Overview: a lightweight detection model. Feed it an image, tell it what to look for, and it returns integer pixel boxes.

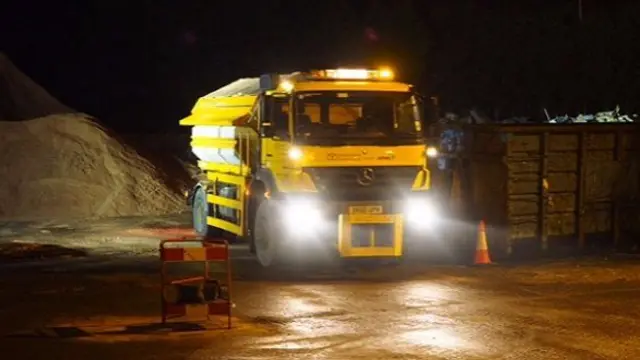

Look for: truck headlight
[426,146,438,158]
[404,198,438,228]
[288,147,303,161]
[282,199,323,233]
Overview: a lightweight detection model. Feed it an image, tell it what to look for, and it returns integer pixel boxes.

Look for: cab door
[258,94,295,192]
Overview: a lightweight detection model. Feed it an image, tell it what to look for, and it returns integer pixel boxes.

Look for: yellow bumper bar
[338,214,404,257]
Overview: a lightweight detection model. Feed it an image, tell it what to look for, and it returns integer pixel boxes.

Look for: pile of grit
[0,53,187,221]
[0,53,72,121]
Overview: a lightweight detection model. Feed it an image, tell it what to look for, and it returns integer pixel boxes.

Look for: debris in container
[439,106,636,125]
[548,106,636,124]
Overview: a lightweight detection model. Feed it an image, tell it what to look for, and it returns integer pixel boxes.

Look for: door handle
[266,154,273,157]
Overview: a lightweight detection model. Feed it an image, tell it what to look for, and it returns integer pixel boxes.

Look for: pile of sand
[0,53,73,121]
[0,53,189,221]
[0,114,187,221]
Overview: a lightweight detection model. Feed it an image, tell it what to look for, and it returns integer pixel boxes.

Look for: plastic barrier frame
[159,238,232,329]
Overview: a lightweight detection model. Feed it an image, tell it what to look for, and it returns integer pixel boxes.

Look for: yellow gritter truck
[180,67,440,267]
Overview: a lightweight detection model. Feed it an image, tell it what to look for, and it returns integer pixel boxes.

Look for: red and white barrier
[160,238,232,329]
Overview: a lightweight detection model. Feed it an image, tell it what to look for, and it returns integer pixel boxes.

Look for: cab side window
[246,100,260,131]
[274,102,289,131]
[262,96,290,139]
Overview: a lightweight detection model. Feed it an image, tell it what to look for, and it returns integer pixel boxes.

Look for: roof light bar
[308,67,395,81]
[327,69,369,79]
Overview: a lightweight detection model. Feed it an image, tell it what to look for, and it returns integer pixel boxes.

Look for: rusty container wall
[456,123,640,259]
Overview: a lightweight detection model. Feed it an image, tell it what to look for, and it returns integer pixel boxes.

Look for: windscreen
[293,91,424,145]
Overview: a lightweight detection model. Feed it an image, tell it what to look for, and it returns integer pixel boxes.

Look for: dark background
[2,0,639,132]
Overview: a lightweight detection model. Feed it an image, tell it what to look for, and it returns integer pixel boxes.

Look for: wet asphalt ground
[1,215,640,359]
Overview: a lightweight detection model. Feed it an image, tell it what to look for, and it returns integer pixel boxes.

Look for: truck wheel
[192,187,222,238]
[253,201,285,268]
[248,183,266,254]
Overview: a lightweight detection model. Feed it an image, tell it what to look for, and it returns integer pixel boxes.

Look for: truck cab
[180,68,440,268]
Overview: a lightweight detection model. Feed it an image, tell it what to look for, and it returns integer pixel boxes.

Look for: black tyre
[192,186,222,238]
[247,183,266,254]
[253,200,286,268]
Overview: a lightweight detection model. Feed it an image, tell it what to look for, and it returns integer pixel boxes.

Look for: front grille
[305,166,420,201]
[351,224,395,247]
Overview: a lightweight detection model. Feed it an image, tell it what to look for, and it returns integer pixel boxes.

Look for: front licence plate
[348,214,396,224]
[348,205,383,215]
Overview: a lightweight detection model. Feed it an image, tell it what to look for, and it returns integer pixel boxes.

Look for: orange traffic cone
[474,220,492,265]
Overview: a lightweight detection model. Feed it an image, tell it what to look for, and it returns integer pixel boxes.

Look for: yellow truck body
[180,68,439,267]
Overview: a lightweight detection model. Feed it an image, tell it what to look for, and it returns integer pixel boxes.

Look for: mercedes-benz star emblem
[356,168,375,186]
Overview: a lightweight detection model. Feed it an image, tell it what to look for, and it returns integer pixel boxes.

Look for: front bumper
[277,198,440,258]
[337,213,404,257]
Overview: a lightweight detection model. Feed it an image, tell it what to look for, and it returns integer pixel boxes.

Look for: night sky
[3,0,639,132]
